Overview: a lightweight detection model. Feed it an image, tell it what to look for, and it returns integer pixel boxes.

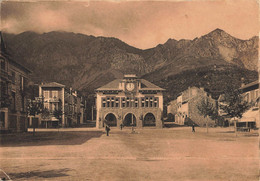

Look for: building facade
[168,87,215,126]
[240,80,259,105]
[64,89,84,126]
[95,75,164,128]
[238,80,259,128]
[29,82,85,128]
[0,32,31,132]
[38,82,65,127]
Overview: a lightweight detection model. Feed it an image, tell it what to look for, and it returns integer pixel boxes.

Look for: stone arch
[104,113,117,127]
[123,113,137,127]
[143,112,156,126]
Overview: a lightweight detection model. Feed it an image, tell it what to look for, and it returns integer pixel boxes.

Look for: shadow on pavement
[0,131,104,147]
[9,168,71,179]
[217,131,235,134]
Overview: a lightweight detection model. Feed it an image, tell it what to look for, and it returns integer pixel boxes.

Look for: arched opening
[123,113,136,127]
[104,113,117,127]
[143,113,156,126]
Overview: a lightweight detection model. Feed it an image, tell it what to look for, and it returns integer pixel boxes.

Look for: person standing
[192,124,195,132]
[105,125,110,136]
[120,123,123,130]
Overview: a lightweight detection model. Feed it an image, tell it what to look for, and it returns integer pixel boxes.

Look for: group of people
[105,122,195,136]
[105,123,136,136]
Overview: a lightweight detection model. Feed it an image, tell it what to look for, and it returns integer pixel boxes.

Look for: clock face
[126,83,135,91]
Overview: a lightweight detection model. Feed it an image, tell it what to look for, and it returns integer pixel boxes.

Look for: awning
[238,108,259,123]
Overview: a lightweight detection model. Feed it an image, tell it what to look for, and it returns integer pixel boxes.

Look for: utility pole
[206,115,209,133]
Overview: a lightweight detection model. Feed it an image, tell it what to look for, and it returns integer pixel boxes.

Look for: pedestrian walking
[131,124,135,133]
[105,125,110,136]
[192,124,195,132]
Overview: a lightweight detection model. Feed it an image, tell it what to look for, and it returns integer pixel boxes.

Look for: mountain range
[3,28,258,102]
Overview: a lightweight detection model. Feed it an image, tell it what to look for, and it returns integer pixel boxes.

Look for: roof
[139,79,164,91]
[96,78,164,91]
[40,82,65,88]
[0,31,32,74]
[240,80,259,90]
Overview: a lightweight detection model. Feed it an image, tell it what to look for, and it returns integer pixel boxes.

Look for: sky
[1,0,259,49]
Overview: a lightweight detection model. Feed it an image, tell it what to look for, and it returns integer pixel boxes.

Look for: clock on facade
[126,83,135,91]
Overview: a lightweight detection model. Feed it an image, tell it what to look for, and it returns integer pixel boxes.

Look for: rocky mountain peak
[2,29,258,96]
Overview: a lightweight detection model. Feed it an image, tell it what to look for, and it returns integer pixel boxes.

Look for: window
[43,91,49,99]
[21,96,25,112]
[250,91,254,101]
[145,97,149,107]
[102,98,106,107]
[154,97,158,107]
[122,98,126,108]
[126,97,130,107]
[141,98,145,107]
[111,97,115,107]
[11,92,16,111]
[135,98,138,108]
[52,90,58,98]
[244,93,249,102]
[131,97,134,107]
[1,59,5,70]
[11,72,15,83]
[107,97,110,107]
[115,98,119,107]
[150,97,153,107]
[1,82,8,96]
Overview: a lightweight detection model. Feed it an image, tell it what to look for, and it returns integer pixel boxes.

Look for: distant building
[238,80,259,128]
[95,74,164,128]
[64,88,84,126]
[38,82,65,127]
[168,87,215,126]
[0,31,31,132]
[239,80,259,105]
[29,82,85,128]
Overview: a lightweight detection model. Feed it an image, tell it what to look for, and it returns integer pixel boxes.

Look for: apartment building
[168,87,215,126]
[0,32,31,132]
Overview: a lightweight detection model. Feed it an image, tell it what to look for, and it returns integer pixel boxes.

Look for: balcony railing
[47,97,59,102]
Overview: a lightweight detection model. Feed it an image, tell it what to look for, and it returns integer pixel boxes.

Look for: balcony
[47,97,60,102]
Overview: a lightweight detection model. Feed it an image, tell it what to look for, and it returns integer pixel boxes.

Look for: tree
[41,108,51,128]
[219,86,250,119]
[27,98,43,136]
[53,108,63,126]
[197,97,217,133]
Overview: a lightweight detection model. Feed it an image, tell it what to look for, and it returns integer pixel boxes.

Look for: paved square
[0,127,259,180]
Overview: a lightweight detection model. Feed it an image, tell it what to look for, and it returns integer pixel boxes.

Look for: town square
[0,127,259,180]
[0,0,259,180]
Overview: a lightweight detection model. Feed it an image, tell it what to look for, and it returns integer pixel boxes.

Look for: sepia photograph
[0,0,259,180]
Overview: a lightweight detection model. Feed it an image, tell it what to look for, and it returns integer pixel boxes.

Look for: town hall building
[95,74,164,128]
